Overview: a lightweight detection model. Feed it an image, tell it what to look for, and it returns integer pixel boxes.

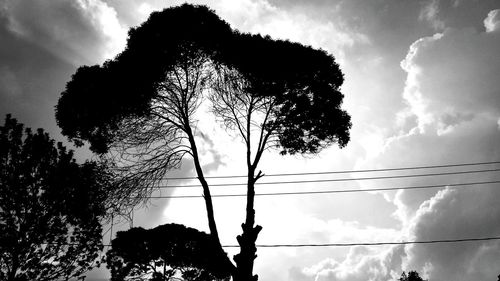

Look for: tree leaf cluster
[398,271,426,281]
[224,33,349,154]
[0,114,110,281]
[56,3,351,156]
[106,223,232,281]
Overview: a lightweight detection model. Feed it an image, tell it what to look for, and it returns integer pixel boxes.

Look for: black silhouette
[0,114,111,281]
[106,223,232,281]
[56,4,350,281]
[211,31,349,281]
[399,271,426,281]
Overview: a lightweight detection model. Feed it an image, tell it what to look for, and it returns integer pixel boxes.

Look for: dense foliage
[0,114,110,281]
[399,271,426,281]
[56,4,350,156]
[106,223,232,281]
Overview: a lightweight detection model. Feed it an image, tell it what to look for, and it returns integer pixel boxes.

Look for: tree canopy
[0,114,112,281]
[56,4,351,281]
[56,3,350,156]
[398,271,426,281]
[106,223,232,281]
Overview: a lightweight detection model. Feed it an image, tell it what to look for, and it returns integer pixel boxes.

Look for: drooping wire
[135,180,500,199]
[154,167,500,189]
[161,161,500,180]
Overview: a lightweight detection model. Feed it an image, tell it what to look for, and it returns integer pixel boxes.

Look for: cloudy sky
[1,0,500,280]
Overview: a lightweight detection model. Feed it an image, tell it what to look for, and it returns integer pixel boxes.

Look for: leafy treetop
[399,271,426,281]
[0,114,111,281]
[56,3,350,155]
[106,223,232,281]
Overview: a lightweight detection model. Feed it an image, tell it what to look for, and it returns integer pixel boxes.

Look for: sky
[1,0,500,280]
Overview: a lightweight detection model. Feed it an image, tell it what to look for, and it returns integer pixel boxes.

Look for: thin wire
[93,236,500,248]
[222,236,500,248]
[137,180,500,199]
[155,168,500,189]
[102,225,113,236]
[162,161,500,180]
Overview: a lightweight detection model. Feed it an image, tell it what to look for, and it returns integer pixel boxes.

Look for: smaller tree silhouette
[106,223,232,281]
[399,271,426,281]
[0,114,112,281]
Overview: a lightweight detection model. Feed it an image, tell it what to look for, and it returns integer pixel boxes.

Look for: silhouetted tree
[211,32,349,281]
[106,223,232,281]
[399,271,426,281]
[56,4,350,281]
[0,114,112,281]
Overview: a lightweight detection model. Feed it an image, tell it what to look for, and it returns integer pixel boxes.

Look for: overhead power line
[155,167,500,189]
[137,180,500,199]
[222,236,500,248]
[78,235,500,248]
[163,161,500,180]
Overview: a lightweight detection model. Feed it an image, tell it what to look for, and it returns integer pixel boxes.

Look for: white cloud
[75,0,127,61]
[399,16,500,135]
[301,245,404,281]
[400,33,443,133]
[484,9,500,33]
[155,0,370,63]
[2,0,127,65]
[403,185,500,280]
[419,0,445,30]
[137,2,154,18]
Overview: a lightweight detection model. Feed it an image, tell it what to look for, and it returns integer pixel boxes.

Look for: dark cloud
[0,11,75,138]
[0,0,127,161]
[2,0,126,65]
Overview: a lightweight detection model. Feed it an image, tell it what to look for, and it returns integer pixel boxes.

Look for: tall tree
[0,114,112,281]
[211,33,349,281]
[55,4,351,281]
[106,223,232,281]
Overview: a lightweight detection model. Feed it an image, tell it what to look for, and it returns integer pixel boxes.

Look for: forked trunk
[233,172,262,281]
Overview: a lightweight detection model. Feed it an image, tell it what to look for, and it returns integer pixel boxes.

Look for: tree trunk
[184,126,236,275]
[233,170,262,281]
[186,130,222,248]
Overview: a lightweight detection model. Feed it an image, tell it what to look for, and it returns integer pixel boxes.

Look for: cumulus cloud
[296,245,404,281]
[372,7,500,235]
[214,0,369,62]
[300,8,500,281]
[135,0,369,64]
[484,9,500,33]
[403,185,500,280]
[400,24,500,134]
